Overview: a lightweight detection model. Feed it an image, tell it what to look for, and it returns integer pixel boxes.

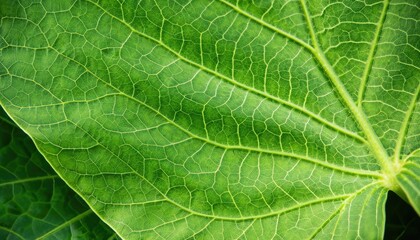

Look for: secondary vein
[357,0,390,107]
[393,84,420,163]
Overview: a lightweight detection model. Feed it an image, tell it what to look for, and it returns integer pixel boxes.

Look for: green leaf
[0,108,118,239]
[0,0,418,239]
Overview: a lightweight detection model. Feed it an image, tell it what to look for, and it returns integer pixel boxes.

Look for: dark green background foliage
[0,0,419,239]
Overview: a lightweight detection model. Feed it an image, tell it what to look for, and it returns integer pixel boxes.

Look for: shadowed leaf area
[0,0,419,239]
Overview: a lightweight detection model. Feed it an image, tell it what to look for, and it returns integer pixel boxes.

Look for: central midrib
[298,0,397,189]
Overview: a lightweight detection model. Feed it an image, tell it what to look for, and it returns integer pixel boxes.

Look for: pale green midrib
[35,209,93,240]
[0,225,25,240]
[38,45,381,178]
[84,0,367,145]
[0,175,59,187]
[218,0,315,52]
[393,84,420,163]
[307,182,383,239]
[299,0,396,186]
[357,0,390,107]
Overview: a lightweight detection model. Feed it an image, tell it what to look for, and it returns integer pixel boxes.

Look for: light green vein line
[218,0,315,52]
[299,0,395,185]
[0,226,25,240]
[357,0,390,107]
[403,149,420,163]
[0,175,59,187]
[35,210,93,240]
[84,0,367,144]
[394,84,420,163]
[399,167,420,183]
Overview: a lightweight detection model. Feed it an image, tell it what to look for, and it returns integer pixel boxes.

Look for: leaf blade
[0,0,419,239]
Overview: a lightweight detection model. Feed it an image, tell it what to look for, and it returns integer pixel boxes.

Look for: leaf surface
[0,0,418,239]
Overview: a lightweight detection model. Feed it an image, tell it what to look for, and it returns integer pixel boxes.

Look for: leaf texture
[0,0,418,239]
